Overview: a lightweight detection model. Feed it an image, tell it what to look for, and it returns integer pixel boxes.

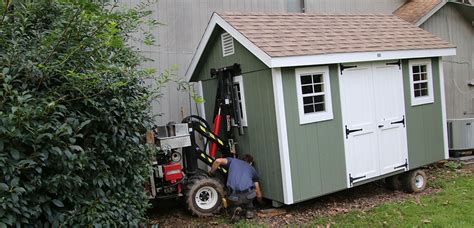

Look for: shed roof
[220,12,454,58]
[186,12,456,81]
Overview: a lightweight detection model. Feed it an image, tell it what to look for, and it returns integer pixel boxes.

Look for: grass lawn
[311,168,473,227]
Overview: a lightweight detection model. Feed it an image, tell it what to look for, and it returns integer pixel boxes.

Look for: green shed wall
[281,65,347,203]
[402,57,446,169]
[192,28,284,202]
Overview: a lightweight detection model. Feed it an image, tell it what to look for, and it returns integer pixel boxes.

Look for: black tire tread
[401,169,427,193]
[385,175,402,191]
[184,176,224,217]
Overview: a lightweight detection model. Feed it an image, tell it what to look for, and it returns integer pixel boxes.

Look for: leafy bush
[0,0,160,225]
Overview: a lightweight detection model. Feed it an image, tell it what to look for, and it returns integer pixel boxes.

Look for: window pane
[314,95,324,103]
[420,82,428,89]
[239,103,244,118]
[301,75,312,85]
[302,85,313,94]
[303,96,313,105]
[314,103,325,112]
[413,73,420,81]
[414,83,420,90]
[312,74,322,83]
[413,65,420,74]
[420,89,428,96]
[415,90,421,97]
[420,73,427,81]
[420,65,427,73]
[313,84,323,93]
[304,105,314,114]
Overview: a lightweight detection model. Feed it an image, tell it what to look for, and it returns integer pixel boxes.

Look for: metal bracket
[386,59,401,69]
[345,125,363,139]
[390,115,405,127]
[349,174,366,185]
[394,159,408,170]
[340,64,357,75]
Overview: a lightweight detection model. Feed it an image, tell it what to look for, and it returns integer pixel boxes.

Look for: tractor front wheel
[184,176,224,217]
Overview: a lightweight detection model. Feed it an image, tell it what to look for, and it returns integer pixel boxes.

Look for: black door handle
[390,115,405,127]
[378,125,384,128]
[345,125,363,138]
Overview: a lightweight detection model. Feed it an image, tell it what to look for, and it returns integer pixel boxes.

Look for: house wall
[280,65,347,203]
[421,4,474,119]
[402,58,446,168]
[118,0,406,125]
[191,28,284,202]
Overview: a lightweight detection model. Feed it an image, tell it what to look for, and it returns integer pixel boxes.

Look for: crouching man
[210,154,262,222]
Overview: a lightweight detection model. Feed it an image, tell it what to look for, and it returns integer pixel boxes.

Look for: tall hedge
[0,0,159,225]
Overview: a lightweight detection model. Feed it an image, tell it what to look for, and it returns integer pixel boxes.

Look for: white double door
[340,61,408,185]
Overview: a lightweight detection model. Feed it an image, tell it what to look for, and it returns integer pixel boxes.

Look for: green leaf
[52,199,64,208]
[2,68,9,75]
[0,183,8,191]
[10,149,20,160]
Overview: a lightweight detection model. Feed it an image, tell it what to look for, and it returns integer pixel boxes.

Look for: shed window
[409,59,434,106]
[295,66,333,124]
[232,76,247,126]
[221,32,234,57]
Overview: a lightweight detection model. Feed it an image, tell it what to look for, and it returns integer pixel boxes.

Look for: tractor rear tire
[184,176,224,217]
[401,169,427,193]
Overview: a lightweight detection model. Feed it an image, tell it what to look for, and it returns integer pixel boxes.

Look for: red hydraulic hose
[210,108,222,158]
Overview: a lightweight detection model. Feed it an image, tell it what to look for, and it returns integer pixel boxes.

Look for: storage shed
[185,13,456,205]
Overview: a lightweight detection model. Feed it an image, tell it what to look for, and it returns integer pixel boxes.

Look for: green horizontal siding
[193,27,284,202]
[403,58,445,169]
[282,65,347,203]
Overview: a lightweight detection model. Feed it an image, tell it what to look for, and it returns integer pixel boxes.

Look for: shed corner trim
[272,67,294,204]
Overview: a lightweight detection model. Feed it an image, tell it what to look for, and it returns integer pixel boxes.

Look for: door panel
[340,63,379,183]
[372,62,408,174]
[340,61,408,186]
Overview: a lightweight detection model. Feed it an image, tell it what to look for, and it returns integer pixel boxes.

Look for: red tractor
[146,64,243,216]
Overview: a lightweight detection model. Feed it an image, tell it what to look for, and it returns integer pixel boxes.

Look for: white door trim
[272,68,294,204]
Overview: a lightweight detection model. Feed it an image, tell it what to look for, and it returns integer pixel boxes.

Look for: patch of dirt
[147,164,472,227]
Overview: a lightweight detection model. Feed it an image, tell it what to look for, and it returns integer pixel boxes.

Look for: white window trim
[232,75,248,127]
[295,66,333,124]
[221,32,234,57]
[409,59,435,106]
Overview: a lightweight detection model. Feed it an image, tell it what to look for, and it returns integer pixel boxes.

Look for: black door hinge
[349,174,366,185]
[345,125,363,139]
[340,64,357,75]
[394,159,408,170]
[386,59,401,69]
[390,115,405,127]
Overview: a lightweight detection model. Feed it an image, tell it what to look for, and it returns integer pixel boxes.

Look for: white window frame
[221,32,234,57]
[409,59,434,106]
[232,76,248,127]
[295,66,333,125]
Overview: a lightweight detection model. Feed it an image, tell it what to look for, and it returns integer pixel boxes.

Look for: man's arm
[255,182,262,200]
[210,158,228,174]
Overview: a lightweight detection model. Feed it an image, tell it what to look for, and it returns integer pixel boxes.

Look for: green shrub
[0,0,159,225]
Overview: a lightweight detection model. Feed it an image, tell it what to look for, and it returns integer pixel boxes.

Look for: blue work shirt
[226,157,259,191]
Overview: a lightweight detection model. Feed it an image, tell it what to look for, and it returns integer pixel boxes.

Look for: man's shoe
[245,210,256,219]
[231,207,242,223]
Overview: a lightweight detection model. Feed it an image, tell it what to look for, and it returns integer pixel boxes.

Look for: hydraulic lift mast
[209,63,244,158]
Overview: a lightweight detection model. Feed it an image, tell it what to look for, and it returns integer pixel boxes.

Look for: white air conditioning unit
[448,118,474,151]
